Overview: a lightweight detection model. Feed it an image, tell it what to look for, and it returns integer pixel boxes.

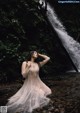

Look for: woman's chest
[29,63,39,72]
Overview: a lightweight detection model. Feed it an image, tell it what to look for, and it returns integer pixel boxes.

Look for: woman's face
[32,51,38,59]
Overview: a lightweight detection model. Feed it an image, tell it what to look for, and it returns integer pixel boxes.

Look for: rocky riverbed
[0,73,80,113]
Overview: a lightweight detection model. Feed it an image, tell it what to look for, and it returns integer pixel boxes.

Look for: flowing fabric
[6,62,52,113]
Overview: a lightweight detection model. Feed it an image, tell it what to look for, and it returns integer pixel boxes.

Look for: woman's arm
[21,61,31,78]
[38,53,50,67]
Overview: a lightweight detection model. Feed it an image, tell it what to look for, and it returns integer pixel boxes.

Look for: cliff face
[0,0,80,82]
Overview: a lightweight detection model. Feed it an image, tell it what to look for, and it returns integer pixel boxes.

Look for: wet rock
[48,106,55,111]
[54,108,60,113]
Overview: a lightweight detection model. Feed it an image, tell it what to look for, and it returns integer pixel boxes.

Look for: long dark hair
[25,51,40,67]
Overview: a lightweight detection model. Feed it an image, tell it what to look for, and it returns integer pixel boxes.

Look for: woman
[6,51,52,113]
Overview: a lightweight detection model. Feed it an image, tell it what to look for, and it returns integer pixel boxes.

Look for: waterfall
[39,0,80,71]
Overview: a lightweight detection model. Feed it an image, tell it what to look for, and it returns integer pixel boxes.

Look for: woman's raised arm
[38,53,50,67]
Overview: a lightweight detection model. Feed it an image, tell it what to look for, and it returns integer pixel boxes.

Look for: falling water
[39,0,80,71]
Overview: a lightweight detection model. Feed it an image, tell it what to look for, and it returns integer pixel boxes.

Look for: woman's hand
[38,53,50,59]
[38,53,41,56]
[26,62,31,68]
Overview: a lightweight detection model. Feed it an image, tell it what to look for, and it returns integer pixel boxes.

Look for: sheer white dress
[6,62,52,113]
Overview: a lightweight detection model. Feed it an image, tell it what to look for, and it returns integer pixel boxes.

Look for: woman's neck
[31,57,35,62]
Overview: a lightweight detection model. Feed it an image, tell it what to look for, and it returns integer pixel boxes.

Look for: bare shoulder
[22,61,30,65]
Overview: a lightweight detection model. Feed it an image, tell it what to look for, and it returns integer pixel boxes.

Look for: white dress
[6,62,52,113]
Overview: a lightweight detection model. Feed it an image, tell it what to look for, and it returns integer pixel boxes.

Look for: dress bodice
[27,62,40,78]
[29,62,39,72]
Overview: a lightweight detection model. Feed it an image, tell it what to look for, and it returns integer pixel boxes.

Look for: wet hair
[27,51,38,60]
[30,51,38,57]
[25,51,40,67]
